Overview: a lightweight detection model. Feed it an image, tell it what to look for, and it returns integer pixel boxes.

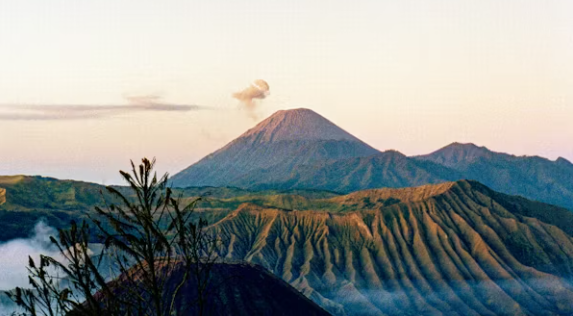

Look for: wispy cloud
[0,95,206,121]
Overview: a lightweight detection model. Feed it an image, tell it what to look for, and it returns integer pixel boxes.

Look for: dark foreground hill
[82,261,331,316]
[209,180,573,316]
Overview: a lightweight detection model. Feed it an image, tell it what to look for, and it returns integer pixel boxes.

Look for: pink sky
[0,0,572,183]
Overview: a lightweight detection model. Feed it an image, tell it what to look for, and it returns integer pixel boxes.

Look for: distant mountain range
[172,108,573,210]
[415,142,573,210]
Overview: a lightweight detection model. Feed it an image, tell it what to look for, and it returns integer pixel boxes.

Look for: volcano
[171,108,573,210]
[171,108,379,187]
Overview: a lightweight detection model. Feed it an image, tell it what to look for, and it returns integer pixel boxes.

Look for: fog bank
[0,221,59,291]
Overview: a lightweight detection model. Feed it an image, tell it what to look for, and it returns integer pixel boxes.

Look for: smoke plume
[233,79,270,118]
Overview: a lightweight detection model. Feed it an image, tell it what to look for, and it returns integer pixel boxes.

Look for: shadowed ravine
[209,181,573,316]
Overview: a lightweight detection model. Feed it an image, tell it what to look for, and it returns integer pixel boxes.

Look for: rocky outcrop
[0,188,6,205]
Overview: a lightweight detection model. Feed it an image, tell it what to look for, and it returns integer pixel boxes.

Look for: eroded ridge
[0,188,6,205]
[210,181,573,316]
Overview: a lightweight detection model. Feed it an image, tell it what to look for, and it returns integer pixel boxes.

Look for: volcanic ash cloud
[233,79,270,117]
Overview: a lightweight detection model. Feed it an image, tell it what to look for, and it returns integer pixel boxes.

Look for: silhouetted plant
[7,158,221,316]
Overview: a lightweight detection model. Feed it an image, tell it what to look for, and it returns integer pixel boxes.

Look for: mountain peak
[416,142,494,168]
[237,108,365,143]
[171,108,379,188]
[557,157,573,167]
[435,142,493,157]
[443,142,488,151]
[274,107,316,115]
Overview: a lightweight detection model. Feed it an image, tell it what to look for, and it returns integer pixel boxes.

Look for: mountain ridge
[414,142,497,167]
[171,109,573,210]
[415,142,573,209]
[231,151,462,192]
[209,180,573,315]
[415,142,571,167]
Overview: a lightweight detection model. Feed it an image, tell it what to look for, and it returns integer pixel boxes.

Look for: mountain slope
[235,108,367,143]
[85,261,331,316]
[415,142,497,168]
[209,180,573,315]
[170,108,380,187]
[0,175,104,210]
[172,109,573,210]
[232,151,463,192]
[0,176,105,241]
[0,175,342,242]
[416,143,573,210]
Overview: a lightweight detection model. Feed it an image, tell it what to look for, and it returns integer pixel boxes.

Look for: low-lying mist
[0,221,60,315]
[0,221,61,314]
[2,221,573,315]
[0,221,59,291]
[313,277,573,315]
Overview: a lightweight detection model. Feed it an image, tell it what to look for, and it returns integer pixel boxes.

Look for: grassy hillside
[0,176,339,242]
[0,176,101,241]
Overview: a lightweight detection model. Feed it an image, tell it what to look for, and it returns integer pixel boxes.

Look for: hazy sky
[0,0,572,184]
